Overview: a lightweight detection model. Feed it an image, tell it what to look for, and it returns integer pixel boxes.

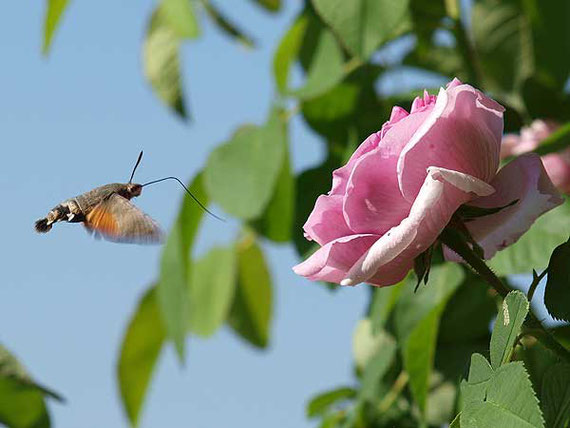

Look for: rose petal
[398,84,505,202]
[302,194,354,245]
[343,148,411,235]
[292,234,380,283]
[342,168,495,286]
[454,153,563,259]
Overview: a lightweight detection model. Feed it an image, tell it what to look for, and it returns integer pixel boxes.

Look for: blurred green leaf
[117,287,165,427]
[439,272,495,343]
[461,362,544,428]
[541,363,570,428]
[249,0,281,12]
[545,238,570,322]
[188,247,237,337]
[227,234,272,348]
[394,264,463,415]
[160,0,200,39]
[204,112,284,220]
[274,13,309,94]
[359,331,397,402]
[522,77,570,122]
[291,24,346,100]
[523,0,570,88]
[0,346,60,428]
[143,7,187,119]
[368,284,403,335]
[352,320,392,372]
[490,200,570,275]
[450,413,461,428]
[311,0,410,60]
[251,115,294,242]
[306,387,356,418]
[202,0,255,47]
[490,291,529,369]
[158,173,208,361]
[472,0,533,95]
[42,0,70,55]
[521,340,559,399]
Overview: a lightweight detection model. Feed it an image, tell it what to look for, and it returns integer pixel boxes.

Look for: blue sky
[0,1,373,427]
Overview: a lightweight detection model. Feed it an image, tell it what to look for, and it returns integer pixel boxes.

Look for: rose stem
[440,228,570,364]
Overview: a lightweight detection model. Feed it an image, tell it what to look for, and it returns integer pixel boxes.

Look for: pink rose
[293,79,563,287]
[502,120,570,194]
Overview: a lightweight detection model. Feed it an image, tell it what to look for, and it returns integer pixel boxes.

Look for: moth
[35,151,220,244]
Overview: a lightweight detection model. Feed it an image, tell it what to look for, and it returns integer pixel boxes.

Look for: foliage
[12,0,570,427]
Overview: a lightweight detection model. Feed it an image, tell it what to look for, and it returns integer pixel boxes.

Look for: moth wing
[85,194,163,244]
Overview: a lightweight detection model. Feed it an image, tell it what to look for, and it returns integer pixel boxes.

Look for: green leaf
[461,353,494,408]
[439,272,496,344]
[311,0,410,60]
[352,320,393,372]
[143,7,187,119]
[490,200,570,275]
[472,0,533,94]
[249,0,281,12]
[290,22,346,100]
[359,331,397,402]
[160,0,200,39]
[395,264,464,415]
[0,345,60,428]
[461,362,544,428]
[227,234,272,348]
[188,247,237,337]
[450,413,461,428]
[273,13,309,94]
[204,113,285,220]
[545,238,570,321]
[306,387,357,418]
[368,284,403,335]
[202,1,255,48]
[541,363,570,428]
[42,0,70,55]
[117,287,165,427]
[158,173,208,361]
[490,291,529,369]
[251,116,294,242]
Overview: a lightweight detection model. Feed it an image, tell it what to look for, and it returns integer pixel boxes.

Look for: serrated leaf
[545,238,570,321]
[306,387,356,418]
[227,234,272,348]
[541,363,570,428]
[273,13,308,94]
[160,0,200,39]
[158,173,208,361]
[117,286,165,427]
[490,200,570,275]
[188,247,237,337]
[204,112,284,220]
[461,362,544,428]
[311,0,410,60]
[395,264,464,415]
[490,291,529,369]
[202,1,255,47]
[460,353,494,408]
[42,0,70,55]
[143,7,187,119]
[0,345,60,428]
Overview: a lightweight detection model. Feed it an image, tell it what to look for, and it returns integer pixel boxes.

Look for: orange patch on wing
[86,204,120,237]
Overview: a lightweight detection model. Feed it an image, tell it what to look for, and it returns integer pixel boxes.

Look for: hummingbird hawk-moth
[35,151,220,244]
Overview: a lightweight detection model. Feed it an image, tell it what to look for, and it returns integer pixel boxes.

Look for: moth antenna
[142,176,225,222]
[129,151,144,184]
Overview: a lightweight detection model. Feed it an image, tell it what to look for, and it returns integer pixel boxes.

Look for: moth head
[126,183,143,197]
